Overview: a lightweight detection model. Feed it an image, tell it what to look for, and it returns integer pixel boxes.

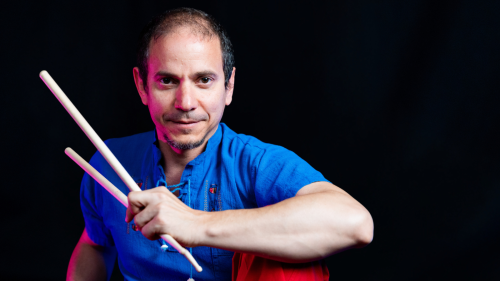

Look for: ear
[133,67,148,105]
[225,67,236,106]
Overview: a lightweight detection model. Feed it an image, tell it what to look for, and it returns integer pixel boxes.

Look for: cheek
[146,96,168,121]
[204,97,227,118]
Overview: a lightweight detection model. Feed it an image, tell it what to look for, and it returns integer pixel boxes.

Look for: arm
[126,181,373,263]
[67,228,117,281]
[203,181,373,262]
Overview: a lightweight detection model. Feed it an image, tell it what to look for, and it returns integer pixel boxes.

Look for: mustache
[162,111,208,123]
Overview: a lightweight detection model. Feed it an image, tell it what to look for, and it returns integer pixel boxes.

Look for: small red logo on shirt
[137,182,143,188]
[209,187,217,194]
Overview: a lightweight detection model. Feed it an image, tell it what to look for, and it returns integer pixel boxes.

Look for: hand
[125,186,207,247]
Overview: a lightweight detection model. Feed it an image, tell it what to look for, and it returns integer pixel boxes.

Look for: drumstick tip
[39,70,48,77]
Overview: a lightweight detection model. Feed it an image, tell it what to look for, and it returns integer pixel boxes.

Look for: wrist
[193,210,216,247]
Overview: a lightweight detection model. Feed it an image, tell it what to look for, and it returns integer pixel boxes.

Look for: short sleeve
[80,154,115,247]
[253,146,329,207]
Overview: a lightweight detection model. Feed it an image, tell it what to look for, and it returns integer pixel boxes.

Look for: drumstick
[65,147,203,273]
[65,147,128,207]
[39,70,141,193]
[40,70,202,272]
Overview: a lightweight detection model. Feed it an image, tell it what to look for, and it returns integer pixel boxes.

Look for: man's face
[133,28,235,152]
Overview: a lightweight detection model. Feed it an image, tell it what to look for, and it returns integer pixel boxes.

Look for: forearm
[67,228,117,281]
[199,187,373,262]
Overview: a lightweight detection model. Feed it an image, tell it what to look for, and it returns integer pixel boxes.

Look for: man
[67,7,373,281]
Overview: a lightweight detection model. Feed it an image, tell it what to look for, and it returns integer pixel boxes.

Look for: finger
[125,191,148,222]
[126,187,174,222]
[140,215,164,241]
[125,204,136,223]
[129,186,173,204]
[133,199,165,230]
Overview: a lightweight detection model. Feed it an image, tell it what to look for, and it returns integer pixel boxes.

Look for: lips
[168,120,201,131]
[171,120,200,124]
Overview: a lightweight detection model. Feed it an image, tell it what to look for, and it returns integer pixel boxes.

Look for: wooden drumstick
[39,70,141,193]
[40,70,202,272]
[65,147,128,207]
[65,147,202,273]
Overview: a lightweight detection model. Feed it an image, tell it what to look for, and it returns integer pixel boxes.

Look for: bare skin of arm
[67,228,117,281]
[126,181,374,263]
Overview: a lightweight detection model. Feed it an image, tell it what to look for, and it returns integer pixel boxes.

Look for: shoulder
[218,125,328,205]
[220,123,287,154]
[219,123,297,168]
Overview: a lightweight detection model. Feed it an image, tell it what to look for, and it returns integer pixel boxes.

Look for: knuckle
[134,219,143,228]
[157,202,170,212]
[128,191,139,201]
[134,214,145,227]
[157,192,169,200]
[157,214,169,226]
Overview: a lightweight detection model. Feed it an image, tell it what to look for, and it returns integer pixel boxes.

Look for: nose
[174,81,198,111]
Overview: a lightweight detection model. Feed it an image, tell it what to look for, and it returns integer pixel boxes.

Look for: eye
[200,77,211,84]
[160,77,173,84]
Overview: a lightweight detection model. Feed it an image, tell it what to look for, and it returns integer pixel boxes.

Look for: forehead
[147,28,223,74]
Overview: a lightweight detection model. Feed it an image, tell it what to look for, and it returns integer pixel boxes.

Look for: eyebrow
[153,70,218,80]
[193,71,218,79]
[154,71,179,79]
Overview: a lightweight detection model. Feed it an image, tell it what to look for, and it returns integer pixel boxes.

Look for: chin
[166,137,205,150]
[162,131,207,151]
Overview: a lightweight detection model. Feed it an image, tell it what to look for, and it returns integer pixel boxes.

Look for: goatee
[163,133,207,150]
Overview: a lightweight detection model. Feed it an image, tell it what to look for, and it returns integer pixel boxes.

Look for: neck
[158,139,206,172]
[157,126,218,184]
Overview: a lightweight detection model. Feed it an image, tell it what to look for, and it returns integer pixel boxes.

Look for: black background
[1,0,499,280]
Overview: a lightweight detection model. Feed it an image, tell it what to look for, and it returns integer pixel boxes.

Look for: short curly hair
[136,7,235,91]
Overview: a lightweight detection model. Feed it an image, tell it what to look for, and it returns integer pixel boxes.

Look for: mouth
[171,120,200,125]
[168,120,201,130]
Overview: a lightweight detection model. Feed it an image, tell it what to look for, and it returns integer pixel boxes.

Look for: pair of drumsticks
[39,71,203,273]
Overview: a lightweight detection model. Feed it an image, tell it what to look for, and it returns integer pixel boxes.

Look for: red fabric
[232,253,329,281]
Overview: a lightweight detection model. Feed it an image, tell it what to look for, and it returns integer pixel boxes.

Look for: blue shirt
[81,123,329,281]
